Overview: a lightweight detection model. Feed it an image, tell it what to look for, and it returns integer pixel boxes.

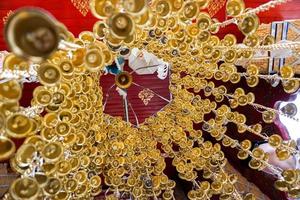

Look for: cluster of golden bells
[0,0,300,199]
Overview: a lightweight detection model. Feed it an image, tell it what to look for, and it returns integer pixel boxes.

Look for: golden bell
[274,180,289,192]
[134,10,150,27]
[210,18,220,34]
[0,79,22,102]
[84,49,105,72]
[93,21,108,40]
[237,150,249,160]
[55,191,69,200]
[76,132,86,145]
[6,113,33,138]
[3,53,29,71]
[109,12,135,40]
[123,0,147,15]
[105,32,123,49]
[5,8,59,62]
[226,0,245,17]
[10,157,26,174]
[155,0,172,17]
[55,122,71,136]
[34,172,49,187]
[90,0,117,19]
[157,17,168,30]
[63,133,77,146]
[243,34,259,47]
[24,135,45,151]
[72,48,86,67]
[0,136,16,161]
[198,31,211,43]
[182,1,199,19]
[248,159,262,169]
[41,142,63,163]
[169,0,183,11]
[115,71,133,89]
[187,24,200,38]
[246,76,259,87]
[262,35,275,45]
[38,63,61,86]
[224,49,237,63]
[197,13,211,31]
[288,188,300,199]
[91,187,102,196]
[75,184,88,197]
[41,163,57,176]
[44,177,62,196]
[79,31,96,44]
[56,22,74,42]
[223,34,237,47]
[16,143,36,167]
[282,79,299,94]
[56,160,72,176]
[64,178,78,192]
[238,14,260,36]
[244,193,256,200]
[58,109,72,122]
[75,170,88,184]
[9,177,40,200]
[33,86,52,106]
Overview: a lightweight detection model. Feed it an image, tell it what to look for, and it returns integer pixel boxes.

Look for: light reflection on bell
[0,136,16,161]
[182,1,199,20]
[5,8,59,63]
[123,0,147,15]
[155,0,172,17]
[262,34,275,45]
[226,0,245,17]
[109,12,135,40]
[238,14,260,36]
[115,71,133,89]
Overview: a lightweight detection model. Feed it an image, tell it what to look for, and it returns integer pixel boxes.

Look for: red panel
[100,65,171,124]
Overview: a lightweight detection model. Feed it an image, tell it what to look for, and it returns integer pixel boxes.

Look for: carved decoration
[2,10,13,25]
[70,0,89,16]
[207,0,226,17]
[138,88,155,106]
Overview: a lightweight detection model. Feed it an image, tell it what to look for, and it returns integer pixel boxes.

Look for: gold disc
[5,8,59,62]
[9,177,40,200]
[6,113,33,138]
[115,71,133,89]
[41,142,63,163]
[0,136,16,161]
[37,63,61,86]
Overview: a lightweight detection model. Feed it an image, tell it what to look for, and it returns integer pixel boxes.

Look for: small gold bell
[109,12,135,40]
[115,71,133,89]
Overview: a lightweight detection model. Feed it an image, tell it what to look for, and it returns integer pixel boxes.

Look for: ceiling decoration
[70,0,90,16]
[139,88,155,106]
[207,0,227,17]
[2,10,13,25]
[0,0,299,200]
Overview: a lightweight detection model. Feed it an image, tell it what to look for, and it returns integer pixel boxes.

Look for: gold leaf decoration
[70,0,89,16]
[2,10,13,25]
[138,88,155,106]
[207,0,226,17]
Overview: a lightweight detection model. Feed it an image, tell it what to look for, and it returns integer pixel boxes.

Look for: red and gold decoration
[70,0,90,16]
[0,0,299,200]
[2,10,13,25]
[139,88,155,105]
